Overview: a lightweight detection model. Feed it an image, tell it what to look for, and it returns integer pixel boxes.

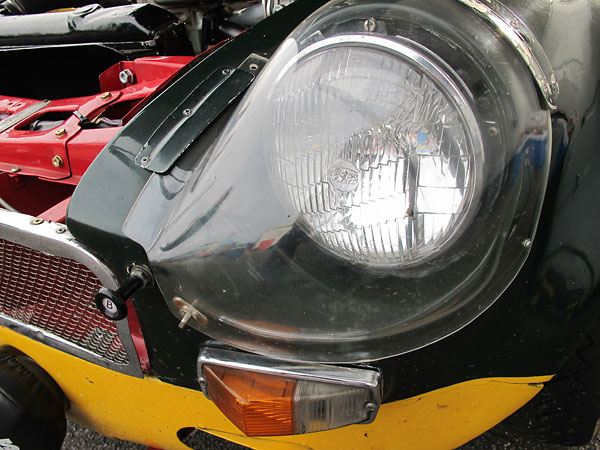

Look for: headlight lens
[124,0,552,362]
[272,35,483,266]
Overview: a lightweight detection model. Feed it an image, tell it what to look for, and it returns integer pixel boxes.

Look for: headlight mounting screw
[364,17,377,32]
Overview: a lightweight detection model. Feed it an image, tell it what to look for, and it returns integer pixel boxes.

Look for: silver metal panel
[0,100,50,133]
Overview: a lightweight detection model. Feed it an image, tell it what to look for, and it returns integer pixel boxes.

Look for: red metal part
[126,301,151,375]
[0,56,194,184]
[0,55,194,375]
[0,97,39,114]
[38,196,70,223]
[0,173,74,217]
[99,56,195,93]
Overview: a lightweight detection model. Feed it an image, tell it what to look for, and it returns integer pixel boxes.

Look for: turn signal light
[202,364,376,436]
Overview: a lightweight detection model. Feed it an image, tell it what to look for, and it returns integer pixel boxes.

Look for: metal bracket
[135,53,269,173]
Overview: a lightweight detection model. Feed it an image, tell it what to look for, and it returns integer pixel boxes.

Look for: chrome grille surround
[0,209,142,377]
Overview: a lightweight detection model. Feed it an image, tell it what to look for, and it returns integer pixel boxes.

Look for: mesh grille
[0,238,129,364]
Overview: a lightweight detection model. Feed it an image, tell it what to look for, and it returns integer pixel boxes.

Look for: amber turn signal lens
[202,363,377,437]
[203,364,296,436]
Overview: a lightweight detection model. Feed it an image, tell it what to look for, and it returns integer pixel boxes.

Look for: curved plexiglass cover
[124,0,551,362]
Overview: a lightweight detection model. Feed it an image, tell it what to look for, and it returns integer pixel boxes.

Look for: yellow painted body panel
[0,325,552,450]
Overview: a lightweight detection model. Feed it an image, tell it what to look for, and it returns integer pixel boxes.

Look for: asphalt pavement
[63,420,600,450]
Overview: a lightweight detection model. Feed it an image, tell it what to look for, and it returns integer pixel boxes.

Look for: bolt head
[54,128,67,138]
[364,18,377,32]
[119,69,134,85]
[51,155,64,168]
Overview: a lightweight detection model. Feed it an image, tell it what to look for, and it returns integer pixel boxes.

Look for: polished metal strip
[0,100,50,133]
[0,209,142,377]
[455,0,559,109]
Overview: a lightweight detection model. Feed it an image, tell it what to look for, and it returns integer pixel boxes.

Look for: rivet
[100,92,112,100]
[364,17,377,32]
[10,167,21,173]
[52,155,64,168]
[183,108,192,116]
[523,239,532,248]
[54,128,67,138]
[222,68,232,75]
[31,218,44,225]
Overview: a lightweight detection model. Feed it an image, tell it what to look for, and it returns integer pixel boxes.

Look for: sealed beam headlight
[124,0,554,362]
[271,35,483,266]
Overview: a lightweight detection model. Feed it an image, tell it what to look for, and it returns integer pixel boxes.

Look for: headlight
[124,0,553,362]
[271,35,483,266]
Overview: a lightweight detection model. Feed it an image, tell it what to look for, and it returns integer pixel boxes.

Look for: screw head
[523,239,532,248]
[51,155,64,168]
[364,17,377,32]
[10,167,21,173]
[365,402,377,412]
[56,226,67,234]
[30,218,44,225]
[249,63,259,71]
[222,68,232,76]
[183,108,192,116]
[54,128,67,138]
[100,92,112,100]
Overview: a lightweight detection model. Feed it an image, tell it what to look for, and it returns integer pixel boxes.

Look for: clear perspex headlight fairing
[124,0,552,362]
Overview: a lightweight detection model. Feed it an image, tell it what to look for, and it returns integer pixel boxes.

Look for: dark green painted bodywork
[68,0,600,401]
